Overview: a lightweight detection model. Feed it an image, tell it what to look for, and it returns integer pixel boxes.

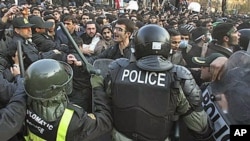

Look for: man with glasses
[87,18,135,64]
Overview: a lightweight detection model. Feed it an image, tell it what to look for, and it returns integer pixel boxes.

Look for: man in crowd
[88,18,135,64]
[94,25,115,55]
[80,21,100,56]
[206,22,240,57]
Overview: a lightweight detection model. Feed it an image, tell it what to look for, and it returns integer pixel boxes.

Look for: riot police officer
[23,59,112,140]
[105,24,213,141]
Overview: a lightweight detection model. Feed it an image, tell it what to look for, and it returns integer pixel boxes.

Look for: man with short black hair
[206,23,240,57]
[31,7,41,17]
[80,21,100,56]
[87,18,135,64]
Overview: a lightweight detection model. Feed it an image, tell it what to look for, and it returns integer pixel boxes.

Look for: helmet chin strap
[28,91,68,122]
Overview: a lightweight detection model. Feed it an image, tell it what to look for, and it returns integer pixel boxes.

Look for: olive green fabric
[90,74,104,88]
[28,91,68,122]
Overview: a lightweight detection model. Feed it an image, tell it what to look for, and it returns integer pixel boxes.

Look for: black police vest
[25,108,74,141]
[112,63,178,141]
[26,109,59,140]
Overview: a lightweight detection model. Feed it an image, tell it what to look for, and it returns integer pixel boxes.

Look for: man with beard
[94,25,115,55]
[206,23,240,57]
[80,21,100,56]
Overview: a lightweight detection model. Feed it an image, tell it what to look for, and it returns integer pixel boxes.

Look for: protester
[67,36,93,113]
[206,23,239,57]
[0,1,250,140]
[87,18,135,64]
[80,21,101,56]
[167,28,186,66]
[55,15,80,46]
[94,25,115,55]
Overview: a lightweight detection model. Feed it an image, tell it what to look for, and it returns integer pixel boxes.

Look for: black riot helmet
[24,59,73,100]
[134,24,171,59]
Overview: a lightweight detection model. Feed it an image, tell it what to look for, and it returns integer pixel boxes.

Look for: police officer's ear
[14,28,20,34]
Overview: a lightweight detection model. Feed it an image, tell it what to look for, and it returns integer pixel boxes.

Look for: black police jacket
[7,34,60,69]
[32,33,69,53]
[108,59,178,141]
[25,75,112,141]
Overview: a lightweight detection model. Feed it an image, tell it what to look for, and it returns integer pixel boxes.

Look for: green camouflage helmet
[24,59,73,100]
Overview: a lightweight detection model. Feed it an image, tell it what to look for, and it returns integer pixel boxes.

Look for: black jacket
[88,43,132,64]
[7,34,60,69]
[206,42,233,58]
[32,32,68,61]
[32,32,69,53]
[0,77,26,140]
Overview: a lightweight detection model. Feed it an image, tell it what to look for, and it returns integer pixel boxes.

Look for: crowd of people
[1,0,250,141]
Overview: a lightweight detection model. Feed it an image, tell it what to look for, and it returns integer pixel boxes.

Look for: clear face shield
[210,51,250,125]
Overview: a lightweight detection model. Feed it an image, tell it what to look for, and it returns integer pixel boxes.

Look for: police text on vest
[122,69,166,87]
